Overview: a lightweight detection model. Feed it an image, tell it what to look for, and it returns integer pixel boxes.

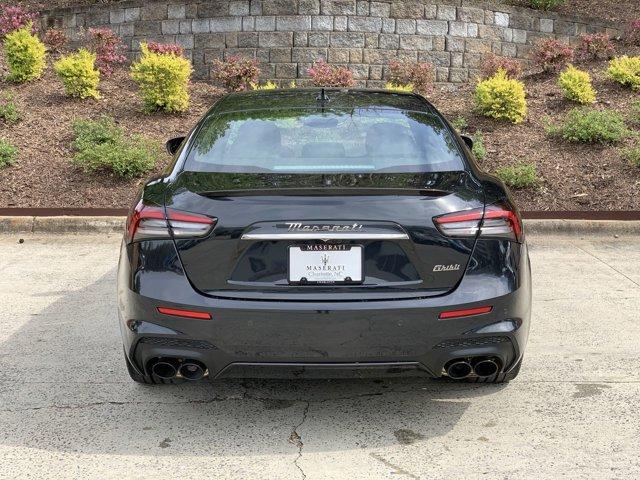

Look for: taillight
[433,206,484,237]
[433,200,523,242]
[125,201,215,243]
[481,203,523,242]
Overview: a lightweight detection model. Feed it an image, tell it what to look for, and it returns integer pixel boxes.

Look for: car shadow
[0,269,506,456]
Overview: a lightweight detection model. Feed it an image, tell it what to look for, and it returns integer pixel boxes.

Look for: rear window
[184,108,465,173]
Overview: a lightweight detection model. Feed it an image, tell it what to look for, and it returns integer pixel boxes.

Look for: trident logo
[321,253,329,265]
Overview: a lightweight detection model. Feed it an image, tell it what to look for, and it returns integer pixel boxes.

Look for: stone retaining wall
[41,0,622,85]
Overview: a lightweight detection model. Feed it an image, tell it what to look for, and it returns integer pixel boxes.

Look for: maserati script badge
[285,222,363,232]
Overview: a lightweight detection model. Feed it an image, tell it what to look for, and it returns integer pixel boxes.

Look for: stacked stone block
[42,0,622,86]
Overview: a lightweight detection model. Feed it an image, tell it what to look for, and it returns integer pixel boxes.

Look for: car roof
[211,88,438,115]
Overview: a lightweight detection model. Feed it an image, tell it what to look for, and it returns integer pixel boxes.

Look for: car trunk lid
[166,171,483,301]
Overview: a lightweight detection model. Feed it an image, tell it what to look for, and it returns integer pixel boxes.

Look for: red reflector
[157,307,212,320]
[439,306,492,320]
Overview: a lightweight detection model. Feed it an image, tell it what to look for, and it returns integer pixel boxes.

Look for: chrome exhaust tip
[179,362,205,381]
[446,360,472,379]
[472,358,499,377]
[152,360,178,379]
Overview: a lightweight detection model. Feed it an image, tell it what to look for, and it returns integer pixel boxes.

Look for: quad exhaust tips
[150,358,207,380]
[446,357,500,379]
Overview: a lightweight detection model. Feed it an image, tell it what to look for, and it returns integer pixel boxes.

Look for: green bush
[622,145,640,167]
[496,162,538,188]
[606,56,640,91]
[0,95,20,124]
[54,49,101,99]
[130,43,192,113]
[0,138,18,168]
[472,131,487,160]
[550,108,629,144]
[558,65,596,104]
[451,116,468,131]
[629,100,640,125]
[3,24,46,83]
[385,82,414,93]
[71,117,158,179]
[250,80,278,90]
[528,0,565,10]
[474,69,527,123]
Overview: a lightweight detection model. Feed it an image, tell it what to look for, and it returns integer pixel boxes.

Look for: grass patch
[0,95,20,124]
[472,131,487,160]
[622,145,640,167]
[451,116,468,131]
[71,117,159,179]
[629,100,640,126]
[0,139,18,168]
[548,108,629,144]
[496,162,538,189]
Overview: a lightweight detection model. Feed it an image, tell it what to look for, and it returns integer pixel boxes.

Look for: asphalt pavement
[0,232,639,479]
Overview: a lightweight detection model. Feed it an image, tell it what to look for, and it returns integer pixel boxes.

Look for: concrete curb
[524,219,640,235]
[1,216,640,236]
[0,216,125,234]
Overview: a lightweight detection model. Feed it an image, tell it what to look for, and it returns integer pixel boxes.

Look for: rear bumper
[117,239,531,379]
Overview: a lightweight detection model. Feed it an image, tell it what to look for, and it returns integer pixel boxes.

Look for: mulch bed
[434,50,640,211]
[504,0,639,25]
[0,57,223,208]
[1,47,639,210]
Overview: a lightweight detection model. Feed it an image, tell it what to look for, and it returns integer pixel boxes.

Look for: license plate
[289,245,363,284]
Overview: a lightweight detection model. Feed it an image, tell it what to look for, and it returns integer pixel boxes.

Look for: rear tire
[468,357,522,384]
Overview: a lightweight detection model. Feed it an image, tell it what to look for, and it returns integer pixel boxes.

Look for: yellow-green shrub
[250,80,278,90]
[606,56,640,91]
[385,82,414,93]
[130,43,192,113]
[4,24,46,83]
[54,49,100,99]
[558,65,596,104]
[474,70,527,124]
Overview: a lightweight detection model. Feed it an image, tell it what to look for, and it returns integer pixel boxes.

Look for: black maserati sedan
[117,88,531,384]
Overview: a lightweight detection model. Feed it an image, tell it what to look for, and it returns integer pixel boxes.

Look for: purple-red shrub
[146,41,184,57]
[480,54,523,79]
[388,60,434,94]
[43,28,68,53]
[88,27,126,76]
[627,20,640,46]
[211,55,261,91]
[532,38,574,73]
[0,5,38,38]
[307,59,355,87]
[576,33,615,61]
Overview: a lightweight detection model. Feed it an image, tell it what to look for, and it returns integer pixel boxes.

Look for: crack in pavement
[574,244,640,289]
[288,401,310,480]
[369,452,419,479]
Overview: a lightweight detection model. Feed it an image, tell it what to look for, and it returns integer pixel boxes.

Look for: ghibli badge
[433,264,461,272]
